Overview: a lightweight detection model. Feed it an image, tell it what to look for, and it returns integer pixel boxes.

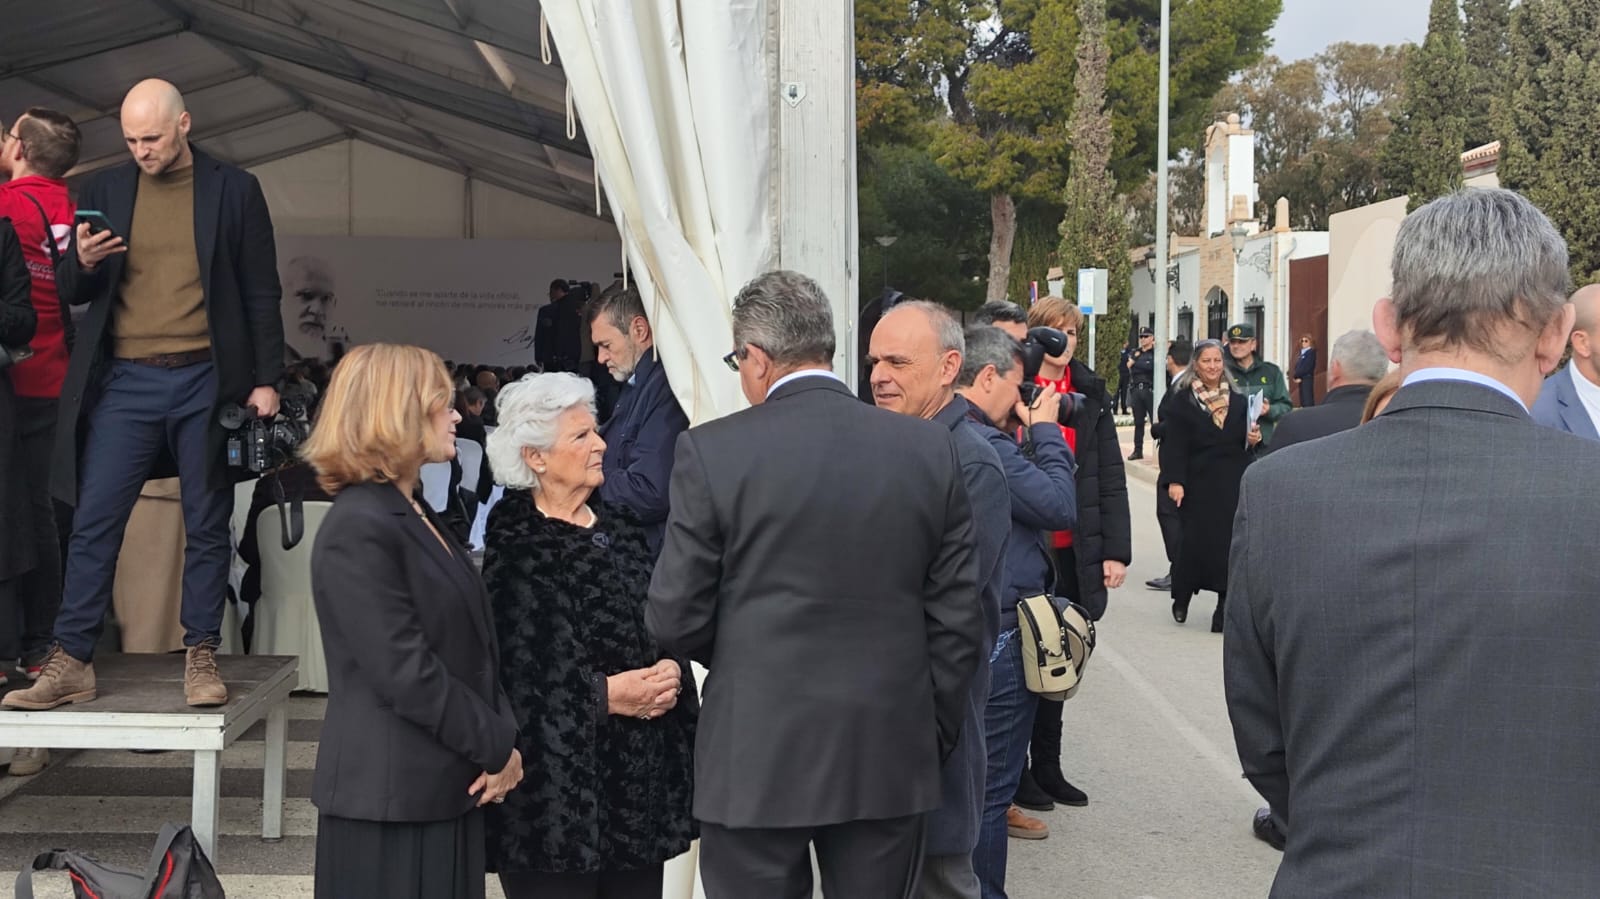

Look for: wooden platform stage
[0,654,298,866]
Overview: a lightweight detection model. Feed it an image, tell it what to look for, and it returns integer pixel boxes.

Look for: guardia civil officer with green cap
[1224,322,1292,447]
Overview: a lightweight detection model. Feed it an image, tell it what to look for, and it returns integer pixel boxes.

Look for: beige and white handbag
[1016,593,1096,701]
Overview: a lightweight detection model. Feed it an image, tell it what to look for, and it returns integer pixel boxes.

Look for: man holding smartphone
[4,78,284,712]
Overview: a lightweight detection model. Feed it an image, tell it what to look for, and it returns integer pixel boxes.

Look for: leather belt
[123,348,212,368]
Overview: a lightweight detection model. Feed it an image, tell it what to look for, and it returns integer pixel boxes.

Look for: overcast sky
[1268,1,1431,62]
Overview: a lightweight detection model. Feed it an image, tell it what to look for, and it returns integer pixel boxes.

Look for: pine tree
[1460,0,1512,149]
[1057,0,1131,380]
[1382,0,1468,211]
[1500,0,1600,282]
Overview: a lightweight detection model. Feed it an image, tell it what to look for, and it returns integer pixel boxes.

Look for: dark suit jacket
[51,146,284,504]
[310,481,518,823]
[1260,383,1373,455]
[646,375,982,829]
[598,348,689,552]
[926,395,1009,856]
[1531,365,1600,440]
[1226,380,1600,897]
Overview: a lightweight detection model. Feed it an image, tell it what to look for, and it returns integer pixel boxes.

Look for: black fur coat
[481,490,696,874]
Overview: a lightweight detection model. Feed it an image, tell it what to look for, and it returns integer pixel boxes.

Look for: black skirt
[315,809,486,899]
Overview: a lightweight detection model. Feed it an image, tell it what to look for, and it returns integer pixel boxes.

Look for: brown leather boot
[184,641,228,707]
[1,646,96,710]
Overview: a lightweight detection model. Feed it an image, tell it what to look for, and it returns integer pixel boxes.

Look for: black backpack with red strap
[14,823,225,898]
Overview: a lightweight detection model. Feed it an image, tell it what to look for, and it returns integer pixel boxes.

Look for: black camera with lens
[1018,326,1094,429]
[222,394,311,473]
[562,279,595,305]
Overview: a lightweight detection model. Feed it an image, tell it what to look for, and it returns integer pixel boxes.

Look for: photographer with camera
[999,297,1131,816]
[5,80,284,713]
[956,326,1077,895]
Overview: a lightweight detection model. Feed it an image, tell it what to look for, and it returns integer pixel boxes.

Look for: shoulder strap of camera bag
[17,191,75,353]
[270,471,305,551]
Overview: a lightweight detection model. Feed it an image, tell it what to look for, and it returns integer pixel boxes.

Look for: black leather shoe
[1252,807,1286,851]
[1034,767,1089,807]
[1211,610,1225,633]
[1145,574,1171,591]
[1128,451,1144,460]
[1172,600,1188,624]
[1013,767,1055,812]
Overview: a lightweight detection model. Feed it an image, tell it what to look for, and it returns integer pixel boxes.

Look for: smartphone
[75,210,115,238]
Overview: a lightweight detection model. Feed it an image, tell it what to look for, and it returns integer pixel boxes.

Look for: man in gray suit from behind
[647,271,984,899]
[1225,189,1600,898]
[1532,283,1600,440]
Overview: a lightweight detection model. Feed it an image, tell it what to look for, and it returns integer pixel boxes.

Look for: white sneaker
[8,747,49,777]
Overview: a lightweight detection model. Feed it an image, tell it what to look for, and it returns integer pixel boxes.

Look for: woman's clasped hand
[469,748,525,807]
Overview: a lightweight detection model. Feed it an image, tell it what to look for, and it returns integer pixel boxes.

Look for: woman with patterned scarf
[1158,339,1259,632]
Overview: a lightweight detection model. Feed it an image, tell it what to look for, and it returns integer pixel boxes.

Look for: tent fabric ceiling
[0,0,604,218]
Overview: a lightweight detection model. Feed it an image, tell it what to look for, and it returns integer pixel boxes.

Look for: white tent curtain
[543,0,775,427]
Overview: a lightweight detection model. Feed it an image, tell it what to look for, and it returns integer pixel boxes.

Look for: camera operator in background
[4,79,284,713]
[956,325,1077,896]
[1009,296,1130,815]
[535,278,587,374]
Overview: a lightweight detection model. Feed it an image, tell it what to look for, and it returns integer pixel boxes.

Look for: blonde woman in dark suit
[302,343,522,899]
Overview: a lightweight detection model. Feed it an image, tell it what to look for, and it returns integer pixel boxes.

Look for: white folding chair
[418,460,453,514]
[252,501,335,692]
[455,439,485,492]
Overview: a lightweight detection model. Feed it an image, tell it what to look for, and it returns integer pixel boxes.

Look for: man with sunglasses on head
[0,110,80,772]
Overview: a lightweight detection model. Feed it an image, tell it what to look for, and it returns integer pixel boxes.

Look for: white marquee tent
[5,4,855,893]
[2,0,858,423]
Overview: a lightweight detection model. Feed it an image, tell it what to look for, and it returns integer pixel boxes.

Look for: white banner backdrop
[275,235,622,367]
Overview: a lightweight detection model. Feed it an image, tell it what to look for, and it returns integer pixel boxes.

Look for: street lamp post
[1229,224,1250,335]
[875,235,898,290]
[1153,0,1172,411]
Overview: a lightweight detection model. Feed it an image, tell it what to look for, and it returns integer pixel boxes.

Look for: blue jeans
[972,628,1037,899]
[54,360,231,661]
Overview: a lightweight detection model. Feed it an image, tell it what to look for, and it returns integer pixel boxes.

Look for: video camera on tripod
[1018,326,1094,429]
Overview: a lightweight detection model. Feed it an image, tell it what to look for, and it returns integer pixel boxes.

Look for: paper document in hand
[1246,393,1266,446]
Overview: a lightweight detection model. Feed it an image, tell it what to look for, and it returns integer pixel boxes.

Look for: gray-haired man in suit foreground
[1225,189,1600,897]
[647,271,983,899]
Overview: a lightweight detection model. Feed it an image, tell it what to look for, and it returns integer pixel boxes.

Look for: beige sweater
[112,166,209,359]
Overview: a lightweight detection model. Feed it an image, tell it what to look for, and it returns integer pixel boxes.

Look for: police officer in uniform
[1223,322,1293,448]
[1125,327,1156,460]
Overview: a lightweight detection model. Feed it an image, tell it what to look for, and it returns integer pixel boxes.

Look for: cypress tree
[1460,0,1512,149]
[1057,0,1132,380]
[1382,0,1469,211]
[1500,0,1600,282]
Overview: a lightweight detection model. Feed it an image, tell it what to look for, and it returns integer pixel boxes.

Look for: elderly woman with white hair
[480,372,696,899]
